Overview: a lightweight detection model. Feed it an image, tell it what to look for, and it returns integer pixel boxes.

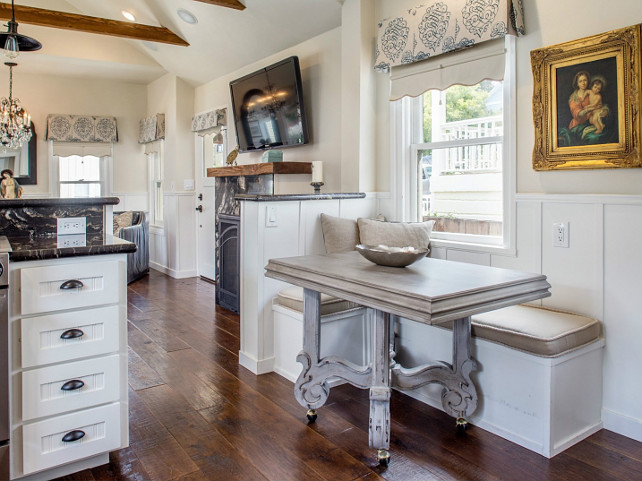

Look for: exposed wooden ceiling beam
[0,3,189,46]
[193,0,246,11]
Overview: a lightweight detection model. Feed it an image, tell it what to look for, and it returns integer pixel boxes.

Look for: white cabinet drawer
[20,260,120,315]
[22,355,121,422]
[22,403,123,475]
[21,305,120,368]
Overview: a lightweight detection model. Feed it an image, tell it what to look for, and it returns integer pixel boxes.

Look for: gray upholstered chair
[115,211,149,284]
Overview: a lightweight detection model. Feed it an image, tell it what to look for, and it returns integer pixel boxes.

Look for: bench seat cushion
[470,305,601,357]
[276,286,361,316]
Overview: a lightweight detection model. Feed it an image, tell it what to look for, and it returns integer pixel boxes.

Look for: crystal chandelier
[0,61,31,149]
[0,0,40,149]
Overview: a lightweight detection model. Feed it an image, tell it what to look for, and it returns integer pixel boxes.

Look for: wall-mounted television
[230,56,309,153]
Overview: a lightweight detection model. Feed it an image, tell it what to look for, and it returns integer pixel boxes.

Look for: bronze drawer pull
[61,379,85,391]
[61,430,85,443]
[60,329,84,340]
[60,279,84,290]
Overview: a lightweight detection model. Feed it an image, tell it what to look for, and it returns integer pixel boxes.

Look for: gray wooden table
[265,251,551,465]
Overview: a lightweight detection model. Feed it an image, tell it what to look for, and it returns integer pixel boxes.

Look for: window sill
[430,238,516,257]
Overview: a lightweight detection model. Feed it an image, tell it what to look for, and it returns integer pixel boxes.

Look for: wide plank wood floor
[56,270,642,481]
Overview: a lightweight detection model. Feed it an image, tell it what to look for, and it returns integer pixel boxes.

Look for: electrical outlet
[552,222,569,248]
[57,217,86,235]
[57,234,87,248]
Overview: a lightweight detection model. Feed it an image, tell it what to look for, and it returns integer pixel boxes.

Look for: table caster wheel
[306,409,317,423]
[377,449,390,467]
[456,417,468,431]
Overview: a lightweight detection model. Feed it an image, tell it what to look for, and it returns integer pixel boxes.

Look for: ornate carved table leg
[295,289,373,422]
[369,309,391,466]
[391,316,478,428]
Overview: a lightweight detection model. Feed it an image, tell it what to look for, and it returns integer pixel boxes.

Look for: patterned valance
[375,0,525,71]
[138,113,166,144]
[192,108,227,133]
[46,114,118,142]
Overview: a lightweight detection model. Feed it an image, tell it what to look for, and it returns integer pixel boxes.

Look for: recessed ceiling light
[177,8,198,25]
[122,10,136,22]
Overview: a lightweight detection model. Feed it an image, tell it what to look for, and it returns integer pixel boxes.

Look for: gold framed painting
[531,24,641,170]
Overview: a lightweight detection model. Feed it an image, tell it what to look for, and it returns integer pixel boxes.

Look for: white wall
[373,0,642,443]
[194,28,343,194]
[2,72,148,197]
[146,74,197,277]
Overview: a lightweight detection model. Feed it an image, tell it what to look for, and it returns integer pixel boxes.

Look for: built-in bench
[273,287,604,458]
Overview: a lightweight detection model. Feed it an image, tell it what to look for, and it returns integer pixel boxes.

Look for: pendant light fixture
[0,0,42,60]
[0,60,32,149]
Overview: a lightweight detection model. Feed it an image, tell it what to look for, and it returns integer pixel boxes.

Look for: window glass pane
[417,80,503,238]
[59,155,100,182]
[60,182,101,198]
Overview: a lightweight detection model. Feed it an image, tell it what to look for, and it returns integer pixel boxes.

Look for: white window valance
[52,142,112,158]
[46,114,118,142]
[192,108,227,135]
[138,113,166,144]
[390,37,506,100]
[375,0,524,71]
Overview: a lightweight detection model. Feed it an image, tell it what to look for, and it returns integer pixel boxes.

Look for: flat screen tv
[230,56,309,153]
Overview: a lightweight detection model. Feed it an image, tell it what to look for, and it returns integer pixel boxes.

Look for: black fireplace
[217,214,240,313]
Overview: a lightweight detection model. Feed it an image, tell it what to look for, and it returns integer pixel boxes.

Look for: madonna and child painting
[556,56,619,147]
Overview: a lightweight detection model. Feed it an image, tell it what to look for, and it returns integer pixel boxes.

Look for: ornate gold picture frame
[531,25,641,170]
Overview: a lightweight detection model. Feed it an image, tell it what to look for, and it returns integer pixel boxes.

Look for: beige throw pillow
[113,211,134,235]
[320,214,360,253]
[357,218,435,250]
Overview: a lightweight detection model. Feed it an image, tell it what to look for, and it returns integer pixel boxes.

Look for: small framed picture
[531,24,641,170]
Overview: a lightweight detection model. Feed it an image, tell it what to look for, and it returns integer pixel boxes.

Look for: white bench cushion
[276,286,361,316]
[470,304,601,357]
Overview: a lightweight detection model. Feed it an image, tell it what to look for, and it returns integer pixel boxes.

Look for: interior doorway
[195,128,227,282]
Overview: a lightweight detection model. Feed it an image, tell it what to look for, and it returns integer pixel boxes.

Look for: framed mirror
[0,122,37,185]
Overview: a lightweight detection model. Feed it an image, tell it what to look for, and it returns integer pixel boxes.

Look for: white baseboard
[602,408,642,443]
[150,262,169,275]
[150,263,197,280]
[239,351,275,375]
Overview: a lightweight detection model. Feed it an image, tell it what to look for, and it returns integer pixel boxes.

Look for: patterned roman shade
[192,108,227,135]
[375,0,524,71]
[138,113,166,144]
[46,114,118,142]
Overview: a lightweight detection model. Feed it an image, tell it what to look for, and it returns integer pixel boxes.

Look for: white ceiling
[8,0,343,86]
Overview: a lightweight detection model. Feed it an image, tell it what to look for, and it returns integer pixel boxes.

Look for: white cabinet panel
[22,403,122,475]
[21,306,120,368]
[22,355,121,421]
[20,261,120,315]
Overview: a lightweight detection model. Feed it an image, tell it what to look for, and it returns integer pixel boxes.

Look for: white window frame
[146,140,164,227]
[49,141,113,198]
[391,36,516,254]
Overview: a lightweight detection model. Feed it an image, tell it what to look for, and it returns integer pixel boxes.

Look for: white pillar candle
[312,161,323,183]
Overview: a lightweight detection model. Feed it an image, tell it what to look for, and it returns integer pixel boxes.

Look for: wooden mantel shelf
[207,162,312,178]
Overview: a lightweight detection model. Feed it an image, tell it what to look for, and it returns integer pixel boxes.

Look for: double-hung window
[51,143,113,198]
[393,37,515,249]
[145,141,164,226]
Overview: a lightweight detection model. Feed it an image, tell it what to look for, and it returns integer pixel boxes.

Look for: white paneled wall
[112,193,148,213]
[415,194,642,444]
[152,193,197,279]
[239,196,377,375]
[602,204,642,442]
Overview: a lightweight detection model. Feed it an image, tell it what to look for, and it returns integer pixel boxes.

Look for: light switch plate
[266,206,278,227]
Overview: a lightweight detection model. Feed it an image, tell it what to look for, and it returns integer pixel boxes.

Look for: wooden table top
[265,251,551,324]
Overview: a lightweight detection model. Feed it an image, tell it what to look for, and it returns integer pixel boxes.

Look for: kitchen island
[1,197,133,481]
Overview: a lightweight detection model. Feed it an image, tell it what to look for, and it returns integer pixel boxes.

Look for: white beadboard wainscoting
[398,194,642,445]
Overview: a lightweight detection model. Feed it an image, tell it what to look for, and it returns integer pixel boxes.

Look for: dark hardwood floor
[56,270,642,481]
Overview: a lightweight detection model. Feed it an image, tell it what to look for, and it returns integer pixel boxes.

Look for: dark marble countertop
[236,193,366,202]
[7,235,136,262]
[0,197,120,208]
